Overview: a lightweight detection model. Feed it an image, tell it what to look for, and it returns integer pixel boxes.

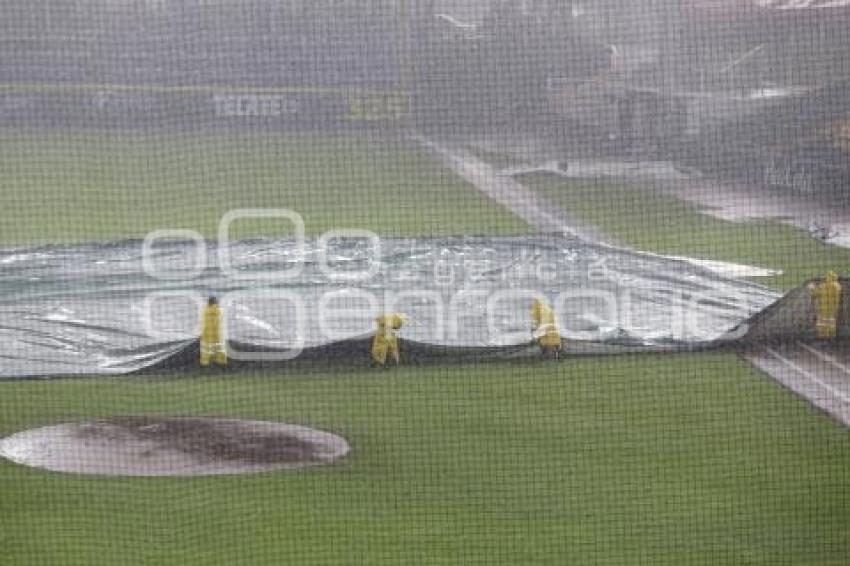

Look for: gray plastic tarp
[0,235,779,378]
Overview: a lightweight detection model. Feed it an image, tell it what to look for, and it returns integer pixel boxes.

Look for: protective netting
[2,1,850,564]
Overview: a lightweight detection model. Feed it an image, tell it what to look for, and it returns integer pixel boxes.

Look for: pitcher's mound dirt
[0,417,350,477]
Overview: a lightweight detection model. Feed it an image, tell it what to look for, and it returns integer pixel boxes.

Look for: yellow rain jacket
[200,303,227,366]
[532,299,562,351]
[812,271,842,339]
[372,313,404,366]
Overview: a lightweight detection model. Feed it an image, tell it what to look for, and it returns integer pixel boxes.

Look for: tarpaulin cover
[0,235,779,378]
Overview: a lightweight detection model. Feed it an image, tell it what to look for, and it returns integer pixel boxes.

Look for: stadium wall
[0,85,411,131]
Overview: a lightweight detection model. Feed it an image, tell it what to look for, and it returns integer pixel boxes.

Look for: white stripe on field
[765,347,850,404]
[798,342,850,377]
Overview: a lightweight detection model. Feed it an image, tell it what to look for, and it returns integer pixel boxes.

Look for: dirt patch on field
[77,417,319,465]
[0,417,350,477]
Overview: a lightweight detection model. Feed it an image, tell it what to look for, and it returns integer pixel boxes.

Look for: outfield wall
[0,84,411,131]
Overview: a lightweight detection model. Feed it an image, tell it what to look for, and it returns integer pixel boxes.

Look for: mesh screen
[1,1,849,564]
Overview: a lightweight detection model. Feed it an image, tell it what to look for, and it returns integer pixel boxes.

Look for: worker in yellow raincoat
[200,296,227,367]
[372,313,404,367]
[811,271,843,339]
[532,298,562,357]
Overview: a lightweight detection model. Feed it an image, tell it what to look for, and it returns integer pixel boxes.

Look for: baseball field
[1,128,849,565]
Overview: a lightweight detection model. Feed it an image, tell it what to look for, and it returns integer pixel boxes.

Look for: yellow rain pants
[532,299,563,353]
[812,272,842,339]
[372,313,404,366]
[200,304,228,367]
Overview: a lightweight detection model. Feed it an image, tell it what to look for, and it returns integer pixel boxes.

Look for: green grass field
[2,130,849,564]
[2,356,849,565]
[0,129,528,246]
[527,174,850,290]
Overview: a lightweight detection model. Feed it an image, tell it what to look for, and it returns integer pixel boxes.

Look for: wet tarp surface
[729,276,850,344]
[0,236,779,378]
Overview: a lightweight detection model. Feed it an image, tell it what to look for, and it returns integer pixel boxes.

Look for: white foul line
[798,342,850,377]
[764,347,850,405]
